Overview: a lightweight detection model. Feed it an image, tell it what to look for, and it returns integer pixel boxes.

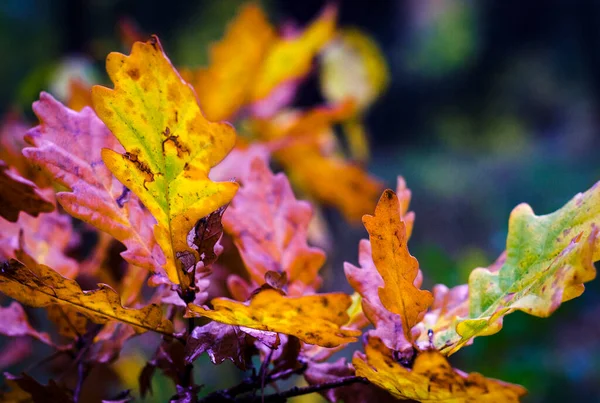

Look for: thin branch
[237,376,369,402]
[73,360,89,402]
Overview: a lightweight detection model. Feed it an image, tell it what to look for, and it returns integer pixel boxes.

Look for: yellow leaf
[0,254,173,336]
[92,36,239,287]
[363,190,433,342]
[353,337,527,402]
[183,4,337,120]
[182,4,275,122]
[187,289,360,348]
[251,5,337,101]
[320,28,389,111]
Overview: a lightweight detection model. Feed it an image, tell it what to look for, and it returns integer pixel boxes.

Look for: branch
[237,376,369,402]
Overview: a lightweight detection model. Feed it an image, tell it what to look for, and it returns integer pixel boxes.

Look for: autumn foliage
[0,3,598,403]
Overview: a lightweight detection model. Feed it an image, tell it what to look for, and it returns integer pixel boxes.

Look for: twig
[237,376,369,402]
[73,359,89,402]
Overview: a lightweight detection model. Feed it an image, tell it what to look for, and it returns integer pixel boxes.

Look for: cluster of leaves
[1,3,599,402]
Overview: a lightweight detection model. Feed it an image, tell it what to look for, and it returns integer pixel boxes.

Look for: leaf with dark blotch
[0,258,173,336]
[362,190,433,344]
[0,302,55,347]
[1,372,73,403]
[0,161,54,223]
[23,92,164,276]
[353,337,527,402]
[184,322,257,370]
[187,289,360,348]
[92,36,238,287]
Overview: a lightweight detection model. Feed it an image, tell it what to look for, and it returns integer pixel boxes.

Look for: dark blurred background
[1,0,600,401]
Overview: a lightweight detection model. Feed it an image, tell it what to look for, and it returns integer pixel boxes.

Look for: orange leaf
[182,4,275,122]
[187,289,360,348]
[363,190,433,343]
[183,4,337,121]
[251,4,337,101]
[223,157,325,294]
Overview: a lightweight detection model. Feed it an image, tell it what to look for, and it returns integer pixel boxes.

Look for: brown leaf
[185,322,257,370]
[139,340,186,398]
[1,372,73,403]
[0,161,54,223]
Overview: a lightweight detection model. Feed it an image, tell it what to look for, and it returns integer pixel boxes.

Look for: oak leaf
[1,373,73,403]
[345,239,412,356]
[184,322,257,370]
[363,189,433,343]
[23,92,164,275]
[439,182,600,355]
[0,161,54,222]
[353,337,527,402]
[0,257,173,336]
[223,157,325,294]
[0,302,55,347]
[251,101,382,221]
[92,36,238,287]
[0,208,79,278]
[187,289,360,348]
[182,4,337,121]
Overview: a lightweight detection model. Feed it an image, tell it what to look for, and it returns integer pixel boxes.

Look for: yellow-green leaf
[92,36,238,287]
[428,182,600,355]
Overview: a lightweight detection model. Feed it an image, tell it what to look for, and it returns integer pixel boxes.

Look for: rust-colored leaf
[362,189,433,343]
